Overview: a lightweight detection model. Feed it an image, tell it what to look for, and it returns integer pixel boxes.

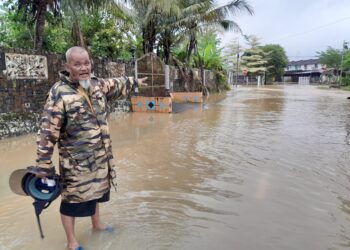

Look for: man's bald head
[65,46,89,64]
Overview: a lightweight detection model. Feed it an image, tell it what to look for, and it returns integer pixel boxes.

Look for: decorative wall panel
[4,53,48,79]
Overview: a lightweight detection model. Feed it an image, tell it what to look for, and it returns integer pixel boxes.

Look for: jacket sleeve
[98,76,135,100]
[34,87,65,176]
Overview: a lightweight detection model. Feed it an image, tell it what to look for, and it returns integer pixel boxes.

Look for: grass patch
[317,86,330,90]
[342,85,350,91]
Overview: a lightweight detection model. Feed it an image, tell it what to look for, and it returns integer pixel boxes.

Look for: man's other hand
[137,77,148,86]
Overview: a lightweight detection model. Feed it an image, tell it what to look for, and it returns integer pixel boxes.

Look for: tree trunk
[68,2,88,52]
[143,21,156,53]
[195,47,204,92]
[163,31,171,65]
[142,28,146,54]
[34,1,47,50]
[186,33,196,66]
[72,20,86,49]
[164,44,170,65]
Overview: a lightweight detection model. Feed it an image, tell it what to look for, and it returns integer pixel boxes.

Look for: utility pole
[340,40,348,85]
[235,39,240,87]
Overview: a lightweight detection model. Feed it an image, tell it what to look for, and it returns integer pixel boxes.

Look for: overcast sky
[217,0,350,61]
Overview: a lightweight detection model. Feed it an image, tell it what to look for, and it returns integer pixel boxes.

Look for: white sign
[4,53,48,79]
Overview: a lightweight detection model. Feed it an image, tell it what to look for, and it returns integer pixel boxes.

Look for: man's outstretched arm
[98,76,147,100]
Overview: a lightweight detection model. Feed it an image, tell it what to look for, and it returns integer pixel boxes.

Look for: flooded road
[1,85,350,250]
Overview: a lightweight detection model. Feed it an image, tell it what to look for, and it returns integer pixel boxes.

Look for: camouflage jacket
[34,71,134,203]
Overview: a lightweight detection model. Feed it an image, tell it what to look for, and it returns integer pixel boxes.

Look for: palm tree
[179,0,254,65]
[115,0,181,54]
[158,1,210,64]
[15,0,128,50]
[60,0,129,50]
[240,35,269,83]
[17,0,60,50]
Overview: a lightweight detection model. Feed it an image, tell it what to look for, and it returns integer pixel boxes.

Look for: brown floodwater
[1,85,350,250]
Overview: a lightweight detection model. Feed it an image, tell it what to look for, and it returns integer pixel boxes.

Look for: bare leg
[91,203,107,230]
[60,214,79,250]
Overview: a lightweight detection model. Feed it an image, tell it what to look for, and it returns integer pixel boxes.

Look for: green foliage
[341,51,350,69]
[222,38,242,71]
[179,0,253,65]
[0,2,71,52]
[0,8,34,48]
[80,12,135,59]
[240,48,268,75]
[11,0,61,49]
[171,45,187,64]
[341,76,350,86]
[317,46,342,70]
[0,0,254,70]
[215,70,230,91]
[261,44,288,80]
[240,35,268,75]
[342,85,350,91]
[193,31,224,70]
[118,0,182,54]
[1,0,136,57]
[43,23,72,53]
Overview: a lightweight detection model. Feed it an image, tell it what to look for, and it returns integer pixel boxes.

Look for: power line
[267,16,350,42]
[288,55,318,58]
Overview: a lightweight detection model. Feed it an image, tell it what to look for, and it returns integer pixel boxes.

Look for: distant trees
[0,0,260,90]
[1,0,254,69]
[232,35,288,84]
[222,38,242,71]
[317,46,348,84]
[317,47,342,72]
[240,35,268,81]
[261,44,288,81]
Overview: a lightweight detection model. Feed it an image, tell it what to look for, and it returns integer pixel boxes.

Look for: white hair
[65,46,89,63]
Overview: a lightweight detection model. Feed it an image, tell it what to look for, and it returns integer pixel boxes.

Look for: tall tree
[115,0,181,54]
[222,37,244,71]
[61,0,129,50]
[181,0,254,65]
[261,44,288,81]
[341,51,350,69]
[193,30,224,70]
[317,46,342,74]
[0,2,35,49]
[240,35,268,77]
[16,0,61,50]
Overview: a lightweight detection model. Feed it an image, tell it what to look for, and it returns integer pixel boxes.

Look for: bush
[215,70,230,91]
[341,77,350,86]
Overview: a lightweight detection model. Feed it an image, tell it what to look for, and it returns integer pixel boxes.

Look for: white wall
[286,63,324,71]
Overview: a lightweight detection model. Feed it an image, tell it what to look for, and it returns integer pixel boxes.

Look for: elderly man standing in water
[30,46,147,250]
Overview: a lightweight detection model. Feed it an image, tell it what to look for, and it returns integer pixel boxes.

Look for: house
[286,59,323,71]
[283,59,325,84]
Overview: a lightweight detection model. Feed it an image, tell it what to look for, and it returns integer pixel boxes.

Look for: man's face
[65,51,91,82]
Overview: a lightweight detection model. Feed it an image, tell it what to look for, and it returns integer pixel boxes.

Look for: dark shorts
[60,191,110,217]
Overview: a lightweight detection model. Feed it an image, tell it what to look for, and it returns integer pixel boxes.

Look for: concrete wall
[0,49,227,138]
[0,49,225,114]
[0,47,130,113]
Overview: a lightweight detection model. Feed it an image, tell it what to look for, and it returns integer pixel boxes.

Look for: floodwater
[1,85,350,250]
